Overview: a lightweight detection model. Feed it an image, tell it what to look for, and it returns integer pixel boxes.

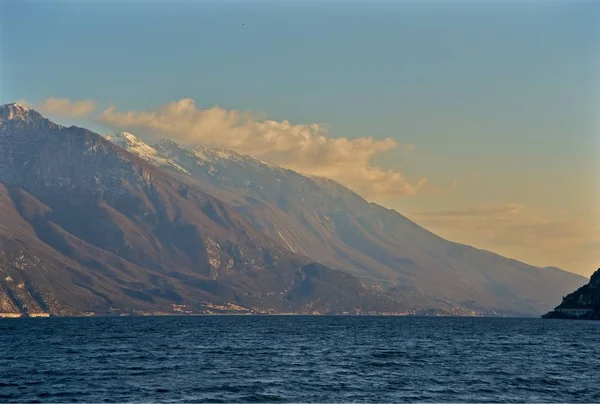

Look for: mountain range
[0,103,586,316]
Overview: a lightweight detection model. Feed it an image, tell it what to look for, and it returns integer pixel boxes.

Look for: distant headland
[543,268,600,320]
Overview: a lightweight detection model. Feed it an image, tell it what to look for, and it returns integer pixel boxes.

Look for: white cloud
[98,98,426,198]
[38,97,97,118]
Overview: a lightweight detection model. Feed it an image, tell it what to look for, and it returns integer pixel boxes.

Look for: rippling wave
[1,316,599,402]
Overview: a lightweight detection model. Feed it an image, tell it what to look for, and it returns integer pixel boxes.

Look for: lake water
[1,316,599,403]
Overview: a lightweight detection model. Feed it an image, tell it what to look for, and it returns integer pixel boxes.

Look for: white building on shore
[556,308,594,317]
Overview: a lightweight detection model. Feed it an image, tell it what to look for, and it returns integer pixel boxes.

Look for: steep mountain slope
[104,132,586,315]
[0,103,406,316]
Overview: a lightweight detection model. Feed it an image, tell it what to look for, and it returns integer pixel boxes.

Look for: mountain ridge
[103,127,585,315]
[1,104,415,316]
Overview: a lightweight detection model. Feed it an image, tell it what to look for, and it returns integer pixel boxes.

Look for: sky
[1,0,599,276]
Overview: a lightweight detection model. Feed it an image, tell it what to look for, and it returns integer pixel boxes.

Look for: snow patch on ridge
[104,132,189,174]
[277,229,297,253]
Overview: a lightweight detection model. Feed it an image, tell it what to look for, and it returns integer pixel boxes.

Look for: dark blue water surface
[1,316,599,403]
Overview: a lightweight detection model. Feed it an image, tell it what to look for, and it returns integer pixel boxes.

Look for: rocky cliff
[542,268,600,320]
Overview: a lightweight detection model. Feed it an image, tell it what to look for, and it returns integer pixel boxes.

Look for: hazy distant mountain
[104,131,586,316]
[0,103,409,316]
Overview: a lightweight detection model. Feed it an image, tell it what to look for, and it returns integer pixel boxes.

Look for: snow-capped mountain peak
[104,132,189,174]
[13,102,29,111]
[104,132,141,148]
[0,103,42,123]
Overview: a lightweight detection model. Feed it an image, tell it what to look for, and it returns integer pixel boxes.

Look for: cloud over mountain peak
[98,98,426,199]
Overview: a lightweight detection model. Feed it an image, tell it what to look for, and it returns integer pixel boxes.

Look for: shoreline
[1,312,543,319]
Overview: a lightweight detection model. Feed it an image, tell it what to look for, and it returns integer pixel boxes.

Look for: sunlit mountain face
[104,126,586,316]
